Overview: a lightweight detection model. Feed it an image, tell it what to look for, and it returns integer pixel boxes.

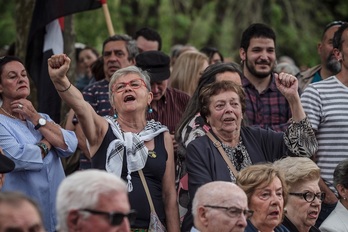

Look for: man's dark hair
[333,22,348,50]
[102,34,138,61]
[135,27,162,51]
[240,23,276,51]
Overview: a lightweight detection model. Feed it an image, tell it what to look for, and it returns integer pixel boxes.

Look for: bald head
[192,181,248,232]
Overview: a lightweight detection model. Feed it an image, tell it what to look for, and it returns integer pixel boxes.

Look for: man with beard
[301,22,348,228]
[239,23,292,132]
[298,21,344,91]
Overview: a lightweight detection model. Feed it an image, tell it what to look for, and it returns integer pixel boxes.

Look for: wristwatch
[34,118,47,130]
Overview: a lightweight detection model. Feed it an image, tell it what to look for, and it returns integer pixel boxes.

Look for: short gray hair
[273,157,320,191]
[192,181,244,217]
[56,170,127,232]
[108,66,151,106]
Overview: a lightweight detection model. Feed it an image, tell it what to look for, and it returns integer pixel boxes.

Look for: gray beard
[326,56,341,74]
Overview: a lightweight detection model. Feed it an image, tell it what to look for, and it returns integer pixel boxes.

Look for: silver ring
[18,104,23,109]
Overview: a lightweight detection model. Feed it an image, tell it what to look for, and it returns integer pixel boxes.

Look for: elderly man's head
[192,181,251,232]
[56,170,135,232]
[0,192,45,232]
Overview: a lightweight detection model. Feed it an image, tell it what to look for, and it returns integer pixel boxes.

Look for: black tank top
[92,124,168,228]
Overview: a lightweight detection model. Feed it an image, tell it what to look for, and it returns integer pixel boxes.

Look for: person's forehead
[96,191,130,212]
[323,25,340,41]
[116,73,141,82]
[216,71,242,85]
[0,202,42,227]
[104,40,127,51]
[248,37,275,48]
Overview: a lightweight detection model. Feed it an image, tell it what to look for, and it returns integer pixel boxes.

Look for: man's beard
[326,55,341,74]
[245,58,273,79]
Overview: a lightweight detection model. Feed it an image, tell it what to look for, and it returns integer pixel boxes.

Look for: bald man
[191,181,252,232]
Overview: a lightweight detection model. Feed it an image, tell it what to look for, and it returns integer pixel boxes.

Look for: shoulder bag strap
[138,169,156,213]
[206,131,239,177]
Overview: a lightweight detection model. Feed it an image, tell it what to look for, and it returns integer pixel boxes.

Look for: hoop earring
[148,105,153,114]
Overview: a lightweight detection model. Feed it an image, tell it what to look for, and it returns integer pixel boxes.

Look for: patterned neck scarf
[105,116,168,191]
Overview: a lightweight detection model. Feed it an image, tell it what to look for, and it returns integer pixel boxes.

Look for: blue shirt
[0,113,78,232]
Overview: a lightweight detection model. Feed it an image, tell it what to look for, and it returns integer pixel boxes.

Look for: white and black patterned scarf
[105,116,168,192]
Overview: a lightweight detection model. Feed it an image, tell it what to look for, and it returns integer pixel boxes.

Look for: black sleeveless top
[92,125,168,228]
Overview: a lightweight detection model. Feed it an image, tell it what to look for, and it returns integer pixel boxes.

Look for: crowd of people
[0,22,348,232]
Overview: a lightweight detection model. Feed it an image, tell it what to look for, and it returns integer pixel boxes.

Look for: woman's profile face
[248,177,284,231]
[286,180,321,230]
[0,61,30,100]
[206,90,243,135]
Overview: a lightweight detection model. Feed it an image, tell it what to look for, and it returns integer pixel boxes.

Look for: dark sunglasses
[289,192,326,203]
[79,209,137,226]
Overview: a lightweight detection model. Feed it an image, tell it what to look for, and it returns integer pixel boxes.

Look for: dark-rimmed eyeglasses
[289,192,326,203]
[204,205,253,219]
[79,209,137,226]
[113,79,146,93]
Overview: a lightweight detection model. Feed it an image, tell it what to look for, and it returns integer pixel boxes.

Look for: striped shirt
[301,76,348,191]
[242,75,292,132]
[83,79,112,116]
[147,87,190,133]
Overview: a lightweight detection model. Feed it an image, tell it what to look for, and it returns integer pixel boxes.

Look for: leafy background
[1,0,348,74]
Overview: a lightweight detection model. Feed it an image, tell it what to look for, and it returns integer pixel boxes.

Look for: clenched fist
[48,54,71,81]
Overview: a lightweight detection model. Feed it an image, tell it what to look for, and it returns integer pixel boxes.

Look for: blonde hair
[236,163,288,205]
[170,51,208,96]
[273,157,320,191]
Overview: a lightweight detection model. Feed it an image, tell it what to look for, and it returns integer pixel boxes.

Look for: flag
[26,0,102,123]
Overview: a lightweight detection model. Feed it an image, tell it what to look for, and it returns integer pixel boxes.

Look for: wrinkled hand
[10,98,38,121]
[275,72,299,101]
[48,54,71,81]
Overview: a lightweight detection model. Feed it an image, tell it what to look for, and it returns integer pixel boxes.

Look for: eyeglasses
[113,79,146,93]
[79,209,137,226]
[289,192,326,203]
[204,205,253,219]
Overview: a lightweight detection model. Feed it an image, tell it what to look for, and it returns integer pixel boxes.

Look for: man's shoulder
[83,79,109,92]
[297,65,321,90]
[298,65,322,79]
[166,87,190,99]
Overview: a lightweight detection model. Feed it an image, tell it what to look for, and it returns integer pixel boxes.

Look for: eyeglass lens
[115,79,144,92]
[304,192,325,202]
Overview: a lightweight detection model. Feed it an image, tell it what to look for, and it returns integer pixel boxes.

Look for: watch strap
[36,142,49,156]
[34,123,42,130]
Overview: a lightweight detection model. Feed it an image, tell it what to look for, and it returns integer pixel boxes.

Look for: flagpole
[100,0,115,36]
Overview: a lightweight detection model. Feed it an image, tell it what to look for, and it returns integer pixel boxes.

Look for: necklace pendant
[148,150,157,158]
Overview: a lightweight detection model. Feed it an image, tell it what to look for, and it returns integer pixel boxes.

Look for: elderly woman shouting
[181,73,318,231]
[48,54,180,231]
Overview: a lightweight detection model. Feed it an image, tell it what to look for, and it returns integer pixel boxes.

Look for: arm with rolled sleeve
[0,115,77,171]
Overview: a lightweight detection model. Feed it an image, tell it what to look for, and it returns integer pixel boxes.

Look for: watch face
[39,118,47,126]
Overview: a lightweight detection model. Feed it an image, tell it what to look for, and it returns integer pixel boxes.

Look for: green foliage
[0,1,16,52]
[6,0,348,68]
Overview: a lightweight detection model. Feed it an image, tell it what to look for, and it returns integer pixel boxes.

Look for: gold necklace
[0,107,17,119]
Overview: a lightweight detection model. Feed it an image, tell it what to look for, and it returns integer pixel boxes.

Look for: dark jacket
[181,126,290,232]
